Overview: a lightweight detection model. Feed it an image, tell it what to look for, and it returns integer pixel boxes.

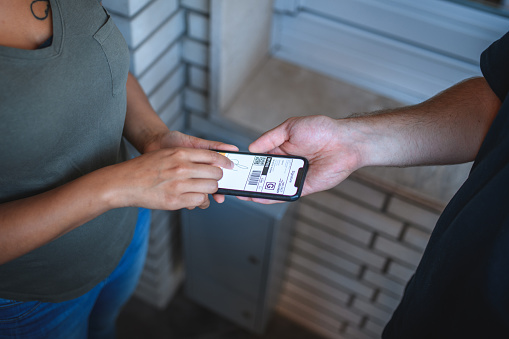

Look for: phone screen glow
[218,152,304,196]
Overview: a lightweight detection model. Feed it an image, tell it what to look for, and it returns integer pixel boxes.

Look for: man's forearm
[349,77,501,169]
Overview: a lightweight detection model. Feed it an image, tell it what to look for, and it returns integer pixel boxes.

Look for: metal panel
[299,0,504,64]
[184,198,271,300]
[187,272,258,330]
[273,12,480,103]
[272,0,509,103]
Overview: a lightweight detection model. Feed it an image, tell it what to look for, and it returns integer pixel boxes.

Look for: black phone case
[215,150,309,202]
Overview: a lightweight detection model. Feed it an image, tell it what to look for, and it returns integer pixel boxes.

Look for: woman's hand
[107,147,235,210]
[143,130,238,154]
[141,130,239,204]
[123,73,240,205]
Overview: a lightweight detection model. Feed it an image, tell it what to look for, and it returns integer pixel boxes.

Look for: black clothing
[383,31,509,338]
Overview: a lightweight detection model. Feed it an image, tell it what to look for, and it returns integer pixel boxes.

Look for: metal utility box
[181,196,296,333]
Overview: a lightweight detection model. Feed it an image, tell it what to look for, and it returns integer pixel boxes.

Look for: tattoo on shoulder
[30,0,50,21]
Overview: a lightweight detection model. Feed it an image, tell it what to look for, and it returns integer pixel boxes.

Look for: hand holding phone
[215,151,308,201]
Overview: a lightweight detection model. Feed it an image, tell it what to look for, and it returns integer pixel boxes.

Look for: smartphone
[215,150,308,201]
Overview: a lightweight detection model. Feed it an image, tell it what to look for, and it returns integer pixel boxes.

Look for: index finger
[189,136,240,153]
[170,148,234,169]
[195,149,235,169]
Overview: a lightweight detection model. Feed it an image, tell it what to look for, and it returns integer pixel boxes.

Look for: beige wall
[209,0,273,116]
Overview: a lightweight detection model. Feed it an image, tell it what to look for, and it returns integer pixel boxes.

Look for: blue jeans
[0,208,151,339]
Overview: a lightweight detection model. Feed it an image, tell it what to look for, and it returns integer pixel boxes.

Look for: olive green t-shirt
[0,0,138,302]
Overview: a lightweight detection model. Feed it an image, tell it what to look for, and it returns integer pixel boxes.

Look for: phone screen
[217,151,307,200]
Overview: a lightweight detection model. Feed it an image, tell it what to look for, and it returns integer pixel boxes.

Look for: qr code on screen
[253,156,266,166]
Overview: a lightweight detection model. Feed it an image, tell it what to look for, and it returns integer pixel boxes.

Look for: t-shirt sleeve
[480,31,509,102]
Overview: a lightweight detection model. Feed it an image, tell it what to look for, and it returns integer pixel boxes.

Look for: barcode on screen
[253,156,265,166]
[248,170,261,186]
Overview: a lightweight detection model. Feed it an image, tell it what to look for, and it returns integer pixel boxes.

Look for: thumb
[249,124,290,154]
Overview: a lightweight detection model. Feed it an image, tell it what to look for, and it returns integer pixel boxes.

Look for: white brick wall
[286,267,351,305]
[138,42,181,95]
[387,197,441,232]
[332,179,387,210]
[187,11,209,41]
[311,191,405,239]
[294,220,386,270]
[293,237,362,276]
[278,175,441,338]
[149,65,185,112]
[182,38,209,67]
[181,2,210,118]
[181,0,209,13]
[376,291,401,310]
[130,11,185,75]
[363,269,406,298]
[184,88,208,113]
[352,298,393,325]
[159,94,183,128]
[102,0,151,17]
[297,204,373,245]
[188,65,208,91]
[373,236,423,268]
[110,0,179,48]
[386,260,415,283]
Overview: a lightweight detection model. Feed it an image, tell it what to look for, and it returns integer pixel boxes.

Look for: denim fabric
[0,208,151,339]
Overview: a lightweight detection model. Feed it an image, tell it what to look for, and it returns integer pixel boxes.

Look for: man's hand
[248,115,360,202]
[247,78,501,205]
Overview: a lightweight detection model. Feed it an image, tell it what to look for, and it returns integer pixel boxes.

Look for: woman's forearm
[0,166,119,265]
[0,145,233,265]
[123,73,170,154]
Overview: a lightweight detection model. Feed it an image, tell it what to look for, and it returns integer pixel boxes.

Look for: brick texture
[280,177,444,339]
